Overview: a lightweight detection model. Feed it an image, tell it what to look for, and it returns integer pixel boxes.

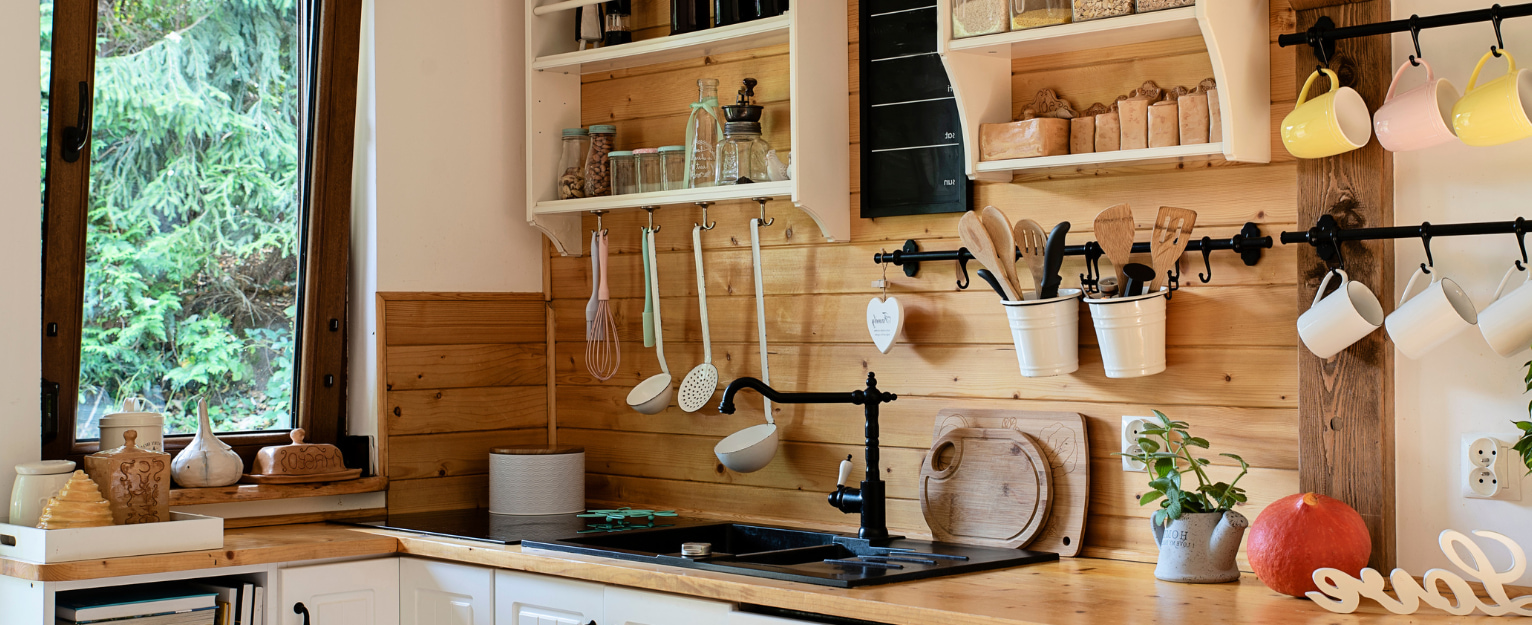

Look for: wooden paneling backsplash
[540,0,1302,564]
[381,293,549,514]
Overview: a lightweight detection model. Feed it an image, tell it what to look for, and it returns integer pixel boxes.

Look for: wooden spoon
[959,211,1020,301]
[980,206,1024,300]
[1149,206,1198,291]
[1093,203,1137,296]
[1014,219,1047,299]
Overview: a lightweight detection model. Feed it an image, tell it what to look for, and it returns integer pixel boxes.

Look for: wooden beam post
[1293,0,1396,570]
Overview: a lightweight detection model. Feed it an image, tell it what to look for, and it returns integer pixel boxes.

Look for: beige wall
[0,0,41,500]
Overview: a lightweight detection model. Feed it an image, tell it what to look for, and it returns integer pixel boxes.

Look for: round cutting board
[919,427,1053,549]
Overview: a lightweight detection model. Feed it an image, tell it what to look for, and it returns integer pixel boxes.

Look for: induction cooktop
[334,508,679,545]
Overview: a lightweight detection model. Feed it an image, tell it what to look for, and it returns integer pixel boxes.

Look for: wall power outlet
[1121,416,1149,472]
[1463,434,1523,501]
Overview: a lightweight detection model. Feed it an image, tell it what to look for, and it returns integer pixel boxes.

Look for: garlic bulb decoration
[170,399,245,487]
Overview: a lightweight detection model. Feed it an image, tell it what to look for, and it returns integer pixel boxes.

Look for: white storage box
[0,512,223,563]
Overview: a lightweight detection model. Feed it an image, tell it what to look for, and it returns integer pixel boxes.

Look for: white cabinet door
[728,612,820,625]
[495,570,603,625]
[604,586,731,625]
[279,557,399,625]
[400,557,493,625]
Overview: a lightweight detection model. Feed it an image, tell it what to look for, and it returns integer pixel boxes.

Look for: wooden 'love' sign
[1308,529,1532,616]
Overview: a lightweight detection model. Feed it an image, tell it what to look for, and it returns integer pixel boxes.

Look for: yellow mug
[1282,68,1373,159]
[1451,49,1532,147]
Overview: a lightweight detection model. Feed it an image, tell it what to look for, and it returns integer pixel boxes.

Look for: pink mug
[1374,59,1462,152]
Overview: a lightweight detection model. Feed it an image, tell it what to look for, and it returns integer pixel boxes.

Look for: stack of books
[56,580,264,625]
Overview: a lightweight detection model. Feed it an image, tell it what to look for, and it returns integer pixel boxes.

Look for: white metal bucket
[1001,289,1082,378]
[1086,289,1169,378]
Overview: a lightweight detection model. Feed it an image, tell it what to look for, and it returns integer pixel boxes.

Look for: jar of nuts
[556,128,590,200]
[1073,0,1132,21]
[584,125,617,197]
[1135,0,1192,12]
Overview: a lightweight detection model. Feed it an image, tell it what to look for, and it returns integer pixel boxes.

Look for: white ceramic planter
[1001,289,1081,377]
[1086,289,1169,378]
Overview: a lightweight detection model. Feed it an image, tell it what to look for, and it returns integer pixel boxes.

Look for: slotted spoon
[678,224,718,412]
[1014,218,1047,299]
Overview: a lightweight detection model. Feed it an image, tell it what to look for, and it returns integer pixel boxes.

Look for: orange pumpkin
[1248,492,1372,597]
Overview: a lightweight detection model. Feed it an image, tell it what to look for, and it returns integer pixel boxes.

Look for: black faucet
[718,372,900,542]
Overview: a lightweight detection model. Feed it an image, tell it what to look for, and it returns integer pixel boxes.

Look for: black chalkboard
[859,0,970,218]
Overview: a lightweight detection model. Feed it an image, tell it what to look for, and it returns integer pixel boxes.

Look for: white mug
[1298,269,1384,359]
[1479,266,1532,357]
[1384,266,1478,359]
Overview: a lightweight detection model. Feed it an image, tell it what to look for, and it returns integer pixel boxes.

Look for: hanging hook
[642,206,660,233]
[1514,217,1528,271]
[955,249,971,290]
[1409,15,1424,66]
[592,211,607,236]
[1197,236,1215,283]
[1419,222,1434,275]
[1330,237,1348,274]
[694,202,716,230]
[1493,4,1506,57]
[753,197,774,226]
[1079,242,1104,295]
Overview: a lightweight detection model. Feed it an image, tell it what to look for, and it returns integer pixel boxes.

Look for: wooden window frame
[40,0,363,468]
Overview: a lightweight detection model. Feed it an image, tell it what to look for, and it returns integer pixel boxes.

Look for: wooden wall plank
[384,297,546,345]
[389,474,490,514]
[388,386,548,436]
[388,428,549,481]
[387,344,547,390]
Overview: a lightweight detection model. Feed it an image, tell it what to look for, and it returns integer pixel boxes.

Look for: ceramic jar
[85,429,171,525]
[8,460,77,527]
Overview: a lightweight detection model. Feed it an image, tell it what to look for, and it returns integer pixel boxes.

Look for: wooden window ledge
[169,476,387,506]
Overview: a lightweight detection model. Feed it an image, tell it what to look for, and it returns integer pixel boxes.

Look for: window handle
[61,81,92,163]
[41,379,59,444]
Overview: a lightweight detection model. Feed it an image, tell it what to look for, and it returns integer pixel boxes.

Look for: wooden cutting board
[930,409,1089,556]
[920,428,1053,549]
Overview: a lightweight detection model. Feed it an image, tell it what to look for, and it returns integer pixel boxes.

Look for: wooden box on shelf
[83,430,171,525]
[979,118,1070,160]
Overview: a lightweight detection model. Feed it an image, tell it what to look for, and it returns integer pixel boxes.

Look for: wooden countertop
[3,524,1509,623]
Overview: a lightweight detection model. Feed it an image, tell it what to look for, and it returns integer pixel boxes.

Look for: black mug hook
[955,249,972,290]
[1409,15,1424,66]
[1493,4,1506,57]
[1515,217,1528,271]
[1420,222,1434,274]
[1197,236,1215,283]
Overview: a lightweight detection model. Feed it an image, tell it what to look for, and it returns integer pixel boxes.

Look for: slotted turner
[1014,219,1047,299]
[1149,206,1198,291]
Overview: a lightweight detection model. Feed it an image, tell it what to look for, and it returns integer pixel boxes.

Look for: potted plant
[1117,410,1251,583]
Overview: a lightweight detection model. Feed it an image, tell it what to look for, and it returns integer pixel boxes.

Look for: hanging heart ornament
[867,296,904,354]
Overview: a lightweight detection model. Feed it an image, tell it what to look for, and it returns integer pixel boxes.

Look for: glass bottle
[714,0,742,27]
[609,151,637,195]
[634,148,663,194]
[718,122,771,185]
[672,0,710,35]
[604,0,633,46]
[685,79,724,188]
[557,128,590,200]
[584,125,616,197]
[659,145,687,190]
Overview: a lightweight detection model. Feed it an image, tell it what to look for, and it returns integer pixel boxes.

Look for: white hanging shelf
[938,1,1271,181]
[524,3,849,256]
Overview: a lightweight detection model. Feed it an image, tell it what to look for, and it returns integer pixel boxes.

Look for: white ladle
[678,224,718,412]
[714,217,778,472]
[627,227,673,414]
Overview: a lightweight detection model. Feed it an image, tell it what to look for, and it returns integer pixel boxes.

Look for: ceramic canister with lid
[488,446,585,516]
[99,411,165,453]
[8,460,77,527]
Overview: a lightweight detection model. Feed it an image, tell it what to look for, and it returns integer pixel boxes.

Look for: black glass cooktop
[336,509,605,545]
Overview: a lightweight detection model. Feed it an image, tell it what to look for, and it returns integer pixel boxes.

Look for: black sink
[522,518,1058,587]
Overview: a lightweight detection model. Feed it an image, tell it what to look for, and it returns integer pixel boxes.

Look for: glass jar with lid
[609,151,637,195]
[952,0,1010,39]
[718,121,772,185]
[658,145,687,191]
[557,128,590,199]
[1011,0,1071,30]
[633,148,662,194]
[584,125,616,197]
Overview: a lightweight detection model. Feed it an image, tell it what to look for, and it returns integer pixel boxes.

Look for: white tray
[0,512,224,563]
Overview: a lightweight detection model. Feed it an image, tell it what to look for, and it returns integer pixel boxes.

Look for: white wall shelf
[526,3,849,256]
[938,2,1270,181]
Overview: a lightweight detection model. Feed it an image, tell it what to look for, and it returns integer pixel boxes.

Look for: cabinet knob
[294,602,311,625]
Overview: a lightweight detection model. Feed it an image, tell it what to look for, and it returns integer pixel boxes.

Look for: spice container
[610,151,637,195]
[659,145,687,191]
[557,128,590,200]
[1073,0,1132,21]
[952,0,1010,39]
[603,0,632,46]
[1136,0,1192,12]
[584,125,616,197]
[1012,0,1071,30]
[634,148,662,193]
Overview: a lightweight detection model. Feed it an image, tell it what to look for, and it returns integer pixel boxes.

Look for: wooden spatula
[1014,219,1047,299]
[1150,206,1198,291]
[1093,203,1137,295]
[980,206,1024,301]
[959,211,1020,301]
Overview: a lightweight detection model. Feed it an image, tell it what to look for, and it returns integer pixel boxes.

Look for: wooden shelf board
[532,180,793,215]
[975,143,1226,176]
[169,476,387,506]
[947,8,1200,58]
[531,14,790,74]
